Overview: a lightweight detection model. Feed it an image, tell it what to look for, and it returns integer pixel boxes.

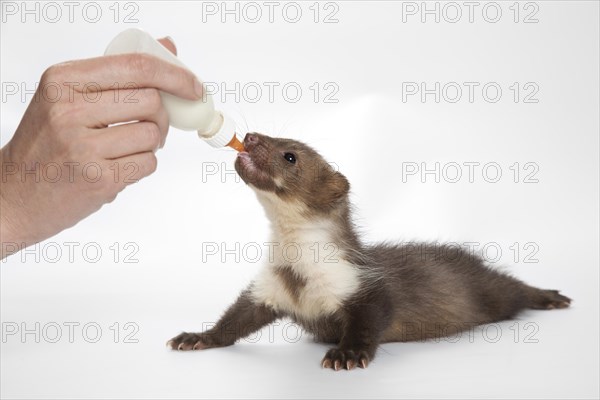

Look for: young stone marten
[167,133,571,371]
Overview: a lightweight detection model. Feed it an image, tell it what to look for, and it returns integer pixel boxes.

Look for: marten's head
[234,133,350,220]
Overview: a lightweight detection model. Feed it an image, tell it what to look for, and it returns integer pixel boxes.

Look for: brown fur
[273,265,307,304]
[168,133,572,371]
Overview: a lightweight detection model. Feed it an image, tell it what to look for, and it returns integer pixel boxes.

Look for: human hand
[0,37,198,258]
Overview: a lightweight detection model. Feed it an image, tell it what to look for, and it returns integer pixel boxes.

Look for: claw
[323,348,371,371]
[557,301,570,308]
[193,341,206,350]
[333,360,341,371]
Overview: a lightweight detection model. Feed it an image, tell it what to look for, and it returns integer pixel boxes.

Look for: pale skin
[0,38,197,259]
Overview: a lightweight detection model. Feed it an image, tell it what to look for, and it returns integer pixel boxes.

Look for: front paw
[167,332,211,351]
[321,348,370,371]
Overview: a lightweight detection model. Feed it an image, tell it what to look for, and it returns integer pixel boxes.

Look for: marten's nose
[244,133,259,150]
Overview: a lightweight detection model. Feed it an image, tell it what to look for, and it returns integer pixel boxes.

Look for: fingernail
[164,36,175,47]
[194,78,204,99]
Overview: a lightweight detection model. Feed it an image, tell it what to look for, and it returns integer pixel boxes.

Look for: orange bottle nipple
[226,135,245,152]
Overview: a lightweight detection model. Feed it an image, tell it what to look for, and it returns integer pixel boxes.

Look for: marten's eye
[283,152,296,164]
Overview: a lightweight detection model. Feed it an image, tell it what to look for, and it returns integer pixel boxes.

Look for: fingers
[80,87,169,129]
[111,151,158,188]
[42,52,202,101]
[93,120,167,159]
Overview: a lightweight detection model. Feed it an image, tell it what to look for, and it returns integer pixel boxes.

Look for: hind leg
[529,289,572,310]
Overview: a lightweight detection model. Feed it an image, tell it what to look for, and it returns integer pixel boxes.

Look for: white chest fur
[250,217,361,321]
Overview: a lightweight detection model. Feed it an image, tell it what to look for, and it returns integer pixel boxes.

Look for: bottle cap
[198,112,236,148]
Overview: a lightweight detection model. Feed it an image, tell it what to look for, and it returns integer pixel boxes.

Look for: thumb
[158,36,177,55]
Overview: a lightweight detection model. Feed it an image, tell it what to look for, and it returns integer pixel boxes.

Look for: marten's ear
[312,169,350,210]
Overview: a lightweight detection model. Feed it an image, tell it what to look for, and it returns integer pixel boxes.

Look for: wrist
[0,185,25,260]
[0,145,29,259]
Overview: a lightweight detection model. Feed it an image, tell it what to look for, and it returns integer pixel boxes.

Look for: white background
[1,1,599,398]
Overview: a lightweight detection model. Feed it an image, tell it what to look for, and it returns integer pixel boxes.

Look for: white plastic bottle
[104,28,243,151]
